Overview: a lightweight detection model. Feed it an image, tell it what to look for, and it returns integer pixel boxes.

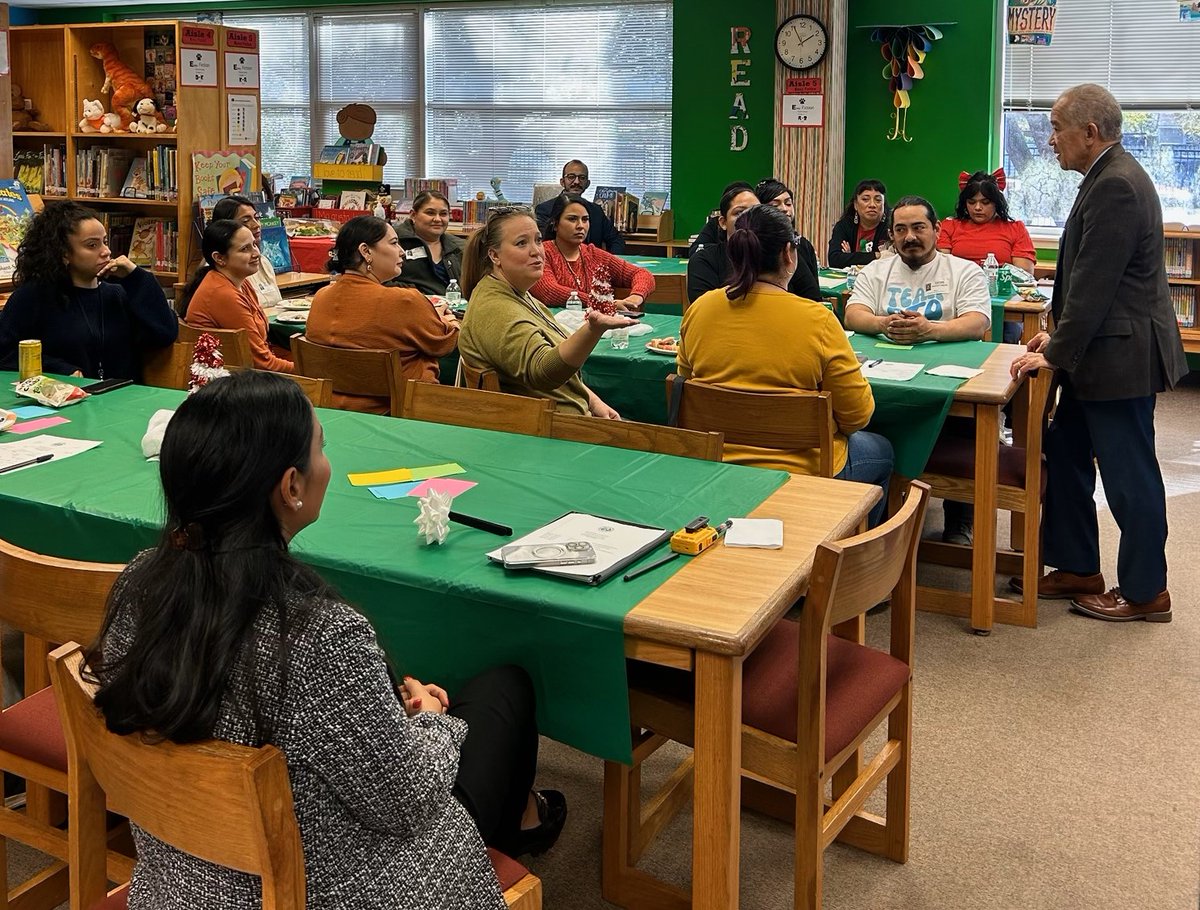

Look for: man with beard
[843,195,991,545]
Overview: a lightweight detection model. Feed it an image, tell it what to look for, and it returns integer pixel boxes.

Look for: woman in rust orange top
[306,215,459,414]
[182,219,293,373]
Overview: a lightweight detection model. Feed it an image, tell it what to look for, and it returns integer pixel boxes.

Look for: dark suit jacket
[1045,144,1187,400]
[534,197,624,253]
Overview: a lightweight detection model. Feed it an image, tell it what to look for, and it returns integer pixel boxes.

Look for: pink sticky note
[9,416,70,435]
[406,477,477,498]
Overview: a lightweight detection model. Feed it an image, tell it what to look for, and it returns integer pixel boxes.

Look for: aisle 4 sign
[782,77,823,128]
[224,53,259,89]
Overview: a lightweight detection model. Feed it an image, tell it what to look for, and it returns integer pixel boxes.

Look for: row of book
[1170,286,1196,329]
[75,145,178,201]
[403,178,458,201]
[1164,237,1195,279]
[593,187,641,234]
[126,217,179,272]
[317,143,384,166]
[14,145,68,197]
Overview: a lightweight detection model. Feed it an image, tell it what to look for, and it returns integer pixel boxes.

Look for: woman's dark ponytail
[725,204,795,300]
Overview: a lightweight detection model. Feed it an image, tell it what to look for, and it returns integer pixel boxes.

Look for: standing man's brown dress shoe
[1009,570,1105,599]
[1070,589,1172,623]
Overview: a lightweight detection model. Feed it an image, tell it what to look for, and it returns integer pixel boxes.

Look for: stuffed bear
[11,83,52,132]
[130,97,168,134]
[79,98,117,133]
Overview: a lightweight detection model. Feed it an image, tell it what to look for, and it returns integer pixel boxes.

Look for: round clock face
[775,15,828,70]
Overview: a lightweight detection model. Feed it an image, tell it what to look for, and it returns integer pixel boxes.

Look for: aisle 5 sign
[782,76,824,128]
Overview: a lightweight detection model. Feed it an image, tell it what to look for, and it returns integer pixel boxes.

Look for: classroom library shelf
[1165,229,1199,353]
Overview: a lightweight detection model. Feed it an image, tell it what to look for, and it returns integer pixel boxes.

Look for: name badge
[405,247,428,260]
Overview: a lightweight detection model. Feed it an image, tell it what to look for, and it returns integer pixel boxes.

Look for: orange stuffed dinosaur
[89,42,154,130]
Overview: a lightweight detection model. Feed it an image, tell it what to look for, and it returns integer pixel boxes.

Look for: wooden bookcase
[1165,229,1200,354]
[7,20,261,288]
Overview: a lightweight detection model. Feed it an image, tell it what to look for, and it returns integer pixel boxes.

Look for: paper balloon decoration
[870,25,944,142]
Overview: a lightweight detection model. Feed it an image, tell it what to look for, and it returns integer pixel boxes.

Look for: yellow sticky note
[348,467,413,487]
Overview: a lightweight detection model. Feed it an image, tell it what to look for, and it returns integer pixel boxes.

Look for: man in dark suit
[533,160,624,253]
[1010,84,1188,623]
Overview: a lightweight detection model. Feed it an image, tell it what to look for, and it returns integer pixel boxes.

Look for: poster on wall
[1008,0,1057,45]
[1180,1,1200,21]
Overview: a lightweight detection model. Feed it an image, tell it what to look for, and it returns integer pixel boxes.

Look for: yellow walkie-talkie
[670,515,719,556]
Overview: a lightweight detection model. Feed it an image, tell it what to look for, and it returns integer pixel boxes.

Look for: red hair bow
[959,167,1006,191]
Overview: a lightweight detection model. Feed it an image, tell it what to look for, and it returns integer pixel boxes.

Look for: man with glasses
[534,160,624,253]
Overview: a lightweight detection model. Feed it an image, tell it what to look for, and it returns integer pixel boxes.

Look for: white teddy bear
[79,98,117,134]
[131,97,168,134]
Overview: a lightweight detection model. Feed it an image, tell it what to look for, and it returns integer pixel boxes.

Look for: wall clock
[775,14,828,71]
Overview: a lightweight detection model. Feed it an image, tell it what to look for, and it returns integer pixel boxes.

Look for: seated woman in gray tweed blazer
[86,370,565,910]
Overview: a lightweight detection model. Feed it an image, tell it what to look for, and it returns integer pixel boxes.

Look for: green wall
[844,1,1000,221]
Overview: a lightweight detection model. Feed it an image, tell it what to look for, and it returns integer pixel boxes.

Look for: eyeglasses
[486,204,533,220]
[562,172,590,184]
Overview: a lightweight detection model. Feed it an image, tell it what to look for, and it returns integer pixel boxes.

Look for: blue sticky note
[11,405,56,418]
[368,480,422,500]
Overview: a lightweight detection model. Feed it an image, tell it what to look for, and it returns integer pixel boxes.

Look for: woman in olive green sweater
[458,209,634,417]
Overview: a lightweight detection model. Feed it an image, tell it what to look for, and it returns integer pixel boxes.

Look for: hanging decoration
[870,25,943,142]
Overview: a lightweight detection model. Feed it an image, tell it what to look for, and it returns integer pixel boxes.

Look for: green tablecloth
[583,313,684,424]
[0,375,787,762]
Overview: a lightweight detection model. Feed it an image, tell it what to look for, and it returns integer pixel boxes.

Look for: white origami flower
[414,489,453,545]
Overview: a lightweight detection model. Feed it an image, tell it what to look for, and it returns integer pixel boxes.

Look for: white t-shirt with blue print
[847,251,991,328]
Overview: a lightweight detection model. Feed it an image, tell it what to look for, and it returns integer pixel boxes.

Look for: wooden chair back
[549,412,723,461]
[50,643,305,910]
[226,365,334,409]
[141,341,192,390]
[291,336,405,414]
[177,321,255,369]
[667,374,836,476]
[399,381,554,436]
[460,358,502,392]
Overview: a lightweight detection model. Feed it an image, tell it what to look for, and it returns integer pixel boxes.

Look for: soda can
[18,340,42,380]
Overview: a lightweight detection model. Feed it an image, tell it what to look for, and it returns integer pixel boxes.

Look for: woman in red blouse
[532,194,655,309]
[936,169,1036,272]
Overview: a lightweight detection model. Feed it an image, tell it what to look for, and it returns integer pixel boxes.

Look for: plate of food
[645,336,678,356]
[276,310,309,324]
[0,408,15,433]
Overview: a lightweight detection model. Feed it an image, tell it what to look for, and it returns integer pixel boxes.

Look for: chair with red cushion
[0,537,132,909]
[603,481,930,910]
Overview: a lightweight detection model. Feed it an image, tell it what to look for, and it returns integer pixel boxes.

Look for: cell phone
[618,311,644,319]
[501,541,597,568]
[85,377,133,395]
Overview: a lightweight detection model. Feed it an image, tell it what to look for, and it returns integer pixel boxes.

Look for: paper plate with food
[645,336,679,355]
[275,310,310,325]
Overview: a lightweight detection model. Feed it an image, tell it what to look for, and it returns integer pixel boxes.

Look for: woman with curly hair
[0,201,177,379]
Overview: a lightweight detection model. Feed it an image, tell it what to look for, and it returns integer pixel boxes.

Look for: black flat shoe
[508,789,567,858]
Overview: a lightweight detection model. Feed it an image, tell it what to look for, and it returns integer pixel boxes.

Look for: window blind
[1005,0,1200,108]
[423,1,673,202]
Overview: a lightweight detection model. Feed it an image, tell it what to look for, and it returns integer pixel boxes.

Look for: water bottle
[983,253,1000,298]
[566,290,583,312]
[445,279,462,307]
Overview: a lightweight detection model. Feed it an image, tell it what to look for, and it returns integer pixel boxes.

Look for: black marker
[0,453,54,475]
[448,511,513,537]
[623,551,680,582]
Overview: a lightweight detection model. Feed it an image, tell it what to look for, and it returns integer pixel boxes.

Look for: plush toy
[11,83,52,132]
[90,41,155,129]
[130,97,168,134]
[79,99,118,134]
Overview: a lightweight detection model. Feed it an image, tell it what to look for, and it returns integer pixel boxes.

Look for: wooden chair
[49,643,542,910]
[666,374,836,476]
[549,412,723,462]
[398,380,555,437]
[0,539,133,909]
[460,358,502,392]
[290,335,406,415]
[176,322,254,369]
[226,366,334,409]
[602,481,930,910]
[916,367,1054,628]
[140,342,192,390]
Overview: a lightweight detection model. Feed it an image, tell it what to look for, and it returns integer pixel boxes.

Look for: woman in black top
[0,201,177,379]
[827,179,891,268]
[387,190,465,297]
[754,177,822,298]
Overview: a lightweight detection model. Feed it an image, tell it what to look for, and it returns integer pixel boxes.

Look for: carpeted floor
[12,375,1200,910]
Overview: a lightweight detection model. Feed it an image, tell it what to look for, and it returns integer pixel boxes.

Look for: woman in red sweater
[531,194,654,309]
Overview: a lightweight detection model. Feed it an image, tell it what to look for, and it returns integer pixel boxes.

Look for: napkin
[724,518,784,549]
[141,409,176,460]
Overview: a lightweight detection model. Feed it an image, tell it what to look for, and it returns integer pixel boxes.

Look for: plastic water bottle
[983,253,1000,298]
[445,279,462,307]
[566,290,583,312]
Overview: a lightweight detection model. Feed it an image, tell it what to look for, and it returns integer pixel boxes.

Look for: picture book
[258,214,293,274]
[192,150,257,197]
[593,185,627,225]
[0,181,35,282]
[318,145,347,164]
[128,217,160,267]
[338,190,368,210]
[121,157,151,198]
[14,149,45,195]
[640,191,669,215]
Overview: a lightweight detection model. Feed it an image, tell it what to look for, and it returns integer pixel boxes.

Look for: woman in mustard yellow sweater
[677,204,893,525]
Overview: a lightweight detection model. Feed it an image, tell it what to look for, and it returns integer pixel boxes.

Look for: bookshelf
[1166,228,1200,354]
[7,20,261,287]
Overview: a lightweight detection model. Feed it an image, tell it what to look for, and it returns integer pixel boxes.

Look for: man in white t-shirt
[844,195,991,545]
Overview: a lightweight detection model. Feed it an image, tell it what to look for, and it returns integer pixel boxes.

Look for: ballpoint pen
[623,551,680,582]
[0,453,54,475]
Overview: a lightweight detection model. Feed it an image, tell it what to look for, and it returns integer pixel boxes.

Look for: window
[424,2,673,203]
[1002,0,1200,231]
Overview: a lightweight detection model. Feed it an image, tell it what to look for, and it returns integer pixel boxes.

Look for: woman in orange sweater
[181,219,294,373]
[306,215,459,414]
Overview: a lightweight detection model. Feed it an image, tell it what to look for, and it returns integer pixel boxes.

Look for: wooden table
[609,474,880,910]
[1000,294,1053,342]
[277,271,331,294]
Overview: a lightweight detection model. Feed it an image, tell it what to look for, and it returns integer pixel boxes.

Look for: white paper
[926,364,984,379]
[0,436,102,474]
[224,52,260,89]
[818,275,845,290]
[227,93,258,145]
[723,518,784,549]
[487,512,666,580]
[860,360,924,382]
[182,49,218,87]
